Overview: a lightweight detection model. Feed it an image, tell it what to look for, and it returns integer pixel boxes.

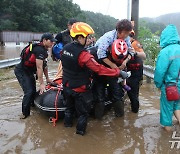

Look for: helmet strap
[118,54,124,59]
[84,37,88,47]
[74,36,86,47]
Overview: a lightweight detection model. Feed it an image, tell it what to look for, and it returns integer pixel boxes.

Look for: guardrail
[143,65,154,83]
[0,58,20,69]
[0,58,155,82]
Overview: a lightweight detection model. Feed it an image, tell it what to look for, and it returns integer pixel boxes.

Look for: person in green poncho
[154,24,180,132]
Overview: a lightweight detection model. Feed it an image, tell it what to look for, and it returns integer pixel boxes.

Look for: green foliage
[83,11,118,38]
[147,22,165,34]
[0,0,175,34]
[76,11,117,38]
[50,0,82,32]
[0,0,117,37]
[154,13,180,34]
[138,23,160,66]
[32,13,54,32]
[0,19,18,31]
[1,0,163,66]
[139,19,165,35]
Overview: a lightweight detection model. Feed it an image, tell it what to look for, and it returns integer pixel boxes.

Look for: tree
[80,11,118,38]
[139,19,165,35]
[0,19,18,31]
[50,0,82,32]
[138,24,160,66]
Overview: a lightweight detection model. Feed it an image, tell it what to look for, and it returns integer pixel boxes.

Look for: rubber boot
[76,115,87,136]
[64,111,73,127]
[113,100,124,117]
[131,101,139,113]
[94,102,105,120]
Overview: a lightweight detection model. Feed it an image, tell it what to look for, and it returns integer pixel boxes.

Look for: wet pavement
[0,48,180,154]
[0,63,180,154]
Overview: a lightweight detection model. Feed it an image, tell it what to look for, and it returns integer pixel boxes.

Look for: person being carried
[61,22,129,135]
[94,19,133,119]
[110,39,131,91]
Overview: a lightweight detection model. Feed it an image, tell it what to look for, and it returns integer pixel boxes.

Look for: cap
[41,33,57,42]
[68,18,77,25]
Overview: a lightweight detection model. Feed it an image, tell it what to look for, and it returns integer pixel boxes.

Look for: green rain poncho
[154,24,180,126]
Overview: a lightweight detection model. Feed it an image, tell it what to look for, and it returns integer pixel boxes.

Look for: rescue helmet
[70,22,94,38]
[111,39,128,60]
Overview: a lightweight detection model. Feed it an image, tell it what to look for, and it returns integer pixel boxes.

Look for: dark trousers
[94,76,124,117]
[95,76,124,104]
[63,87,93,133]
[14,63,36,117]
[107,77,124,103]
[93,76,106,104]
[127,76,141,113]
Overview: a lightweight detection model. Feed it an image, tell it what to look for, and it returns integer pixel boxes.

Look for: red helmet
[111,39,128,61]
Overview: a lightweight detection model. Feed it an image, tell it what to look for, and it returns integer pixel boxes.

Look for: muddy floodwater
[0,45,26,60]
[0,48,180,154]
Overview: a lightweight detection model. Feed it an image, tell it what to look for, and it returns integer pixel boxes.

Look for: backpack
[52,42,63,60]
[20,43,41,67]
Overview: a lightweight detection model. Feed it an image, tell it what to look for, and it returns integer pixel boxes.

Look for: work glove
[119,70,129,79]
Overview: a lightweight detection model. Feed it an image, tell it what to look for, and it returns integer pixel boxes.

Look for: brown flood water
[0,49,180,154]
[0,45,26,60]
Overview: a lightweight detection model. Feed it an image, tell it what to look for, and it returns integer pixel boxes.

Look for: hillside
[141,12,180,33]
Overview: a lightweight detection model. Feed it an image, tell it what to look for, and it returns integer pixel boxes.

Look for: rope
[46,84,63,126]
[51,87,61,127]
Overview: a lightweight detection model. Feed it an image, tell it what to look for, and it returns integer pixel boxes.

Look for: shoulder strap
[21,43,41,62]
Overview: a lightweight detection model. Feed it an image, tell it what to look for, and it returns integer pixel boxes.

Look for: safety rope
[51,87,61,127]
[47,83,63,127]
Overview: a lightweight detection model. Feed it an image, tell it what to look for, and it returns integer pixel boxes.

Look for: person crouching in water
[61,22,129,135]
[14,33,56,119]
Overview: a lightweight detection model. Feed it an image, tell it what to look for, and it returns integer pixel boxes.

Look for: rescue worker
[53,18,77,82]
[14,33,56,119]
[61,22,129,135]
[154,24,180,132]
[126,30,146,113]
[94,19,133,119]
[55,18,77,45]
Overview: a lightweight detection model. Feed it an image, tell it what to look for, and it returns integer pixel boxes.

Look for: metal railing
[0,58,155,81]
[0,58,20,69]
[143,65,154,78]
